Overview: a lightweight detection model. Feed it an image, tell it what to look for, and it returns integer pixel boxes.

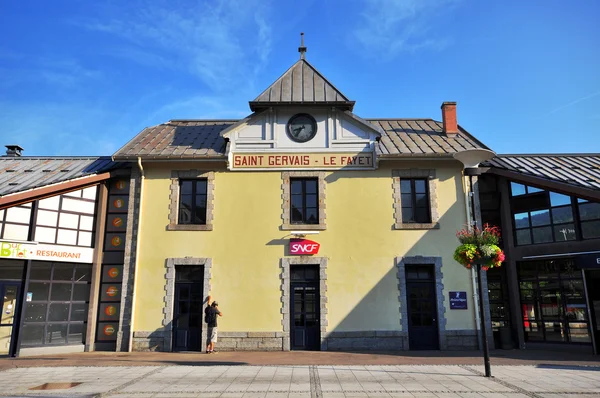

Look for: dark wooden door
[290,265,320,351]
[406,265,439,350]
[172,266,204,352]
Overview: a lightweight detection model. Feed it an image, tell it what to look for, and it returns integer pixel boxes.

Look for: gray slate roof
[250,60,354,111]
[485,154,600,191]
[370,119,487,156]
[113,118,488,160]
[114,120,235,160]
[0,156,123,197]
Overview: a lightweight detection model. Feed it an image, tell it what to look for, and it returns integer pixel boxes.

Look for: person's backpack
[204,307,214,324]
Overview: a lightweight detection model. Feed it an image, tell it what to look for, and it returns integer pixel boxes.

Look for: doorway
[0,282,20,356]
[172,265,204,352]
[406,265,439,350]
[290,265,320,351]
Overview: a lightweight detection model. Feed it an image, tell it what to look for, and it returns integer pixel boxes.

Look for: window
[281,172,326,230]
[290,178,319,224]
[578,198,600,239]
[178,179,208,225]
[392,169,438,229]
[511,187,577,245]
[168,170,214,231]
[400,179,431,223]
[518,259,590,344]
[20,261,92,346]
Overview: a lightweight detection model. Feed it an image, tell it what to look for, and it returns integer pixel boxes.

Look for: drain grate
[29,382,82,390]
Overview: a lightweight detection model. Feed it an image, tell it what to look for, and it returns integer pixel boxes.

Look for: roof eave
[249,101,355,112]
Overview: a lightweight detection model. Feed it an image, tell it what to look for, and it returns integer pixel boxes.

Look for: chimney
[441,102,458,136]
[5,145,24,157]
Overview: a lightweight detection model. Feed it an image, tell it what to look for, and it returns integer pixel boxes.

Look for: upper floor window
[400,179,431,224]
[578,198,600,239]
[290,178,319,224]
[178,179,208,225]
[510,181,600,245]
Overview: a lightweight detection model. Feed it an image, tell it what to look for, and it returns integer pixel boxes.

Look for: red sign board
[290,239,320,255]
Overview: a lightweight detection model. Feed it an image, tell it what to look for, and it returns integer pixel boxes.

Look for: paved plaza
[0,363,599,397]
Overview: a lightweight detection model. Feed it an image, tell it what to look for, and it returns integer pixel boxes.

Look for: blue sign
[449,291,468,309]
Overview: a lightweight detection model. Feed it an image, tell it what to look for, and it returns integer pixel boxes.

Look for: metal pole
[477,263,492,377]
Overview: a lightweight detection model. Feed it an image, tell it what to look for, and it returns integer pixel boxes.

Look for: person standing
[205,295,222,354]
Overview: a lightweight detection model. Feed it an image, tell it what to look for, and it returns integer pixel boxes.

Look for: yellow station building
[2,44,600,357]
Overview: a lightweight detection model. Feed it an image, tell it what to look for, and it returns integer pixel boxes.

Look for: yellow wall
[133,160,476,334]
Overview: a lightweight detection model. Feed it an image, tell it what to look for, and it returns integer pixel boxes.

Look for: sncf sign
[290,239,320,255]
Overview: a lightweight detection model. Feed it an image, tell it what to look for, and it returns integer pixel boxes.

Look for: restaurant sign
[231,152,375,170]
[290,239,320,255]
[449,291,468,310]
[0,241,94,263]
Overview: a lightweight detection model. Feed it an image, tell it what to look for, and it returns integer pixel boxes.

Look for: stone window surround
[281,171,326,231]
[163,257,212,352]
[167,170,215,231]
[392,169,439,230]
[395,256,449,349]
[280,257,328,351]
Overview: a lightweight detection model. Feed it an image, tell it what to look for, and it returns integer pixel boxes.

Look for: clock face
[287,114,317,143]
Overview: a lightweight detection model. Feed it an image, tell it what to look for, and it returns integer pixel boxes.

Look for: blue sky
[1,0,599,156]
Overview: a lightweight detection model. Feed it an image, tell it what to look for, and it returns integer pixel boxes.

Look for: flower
[453,224,505,270]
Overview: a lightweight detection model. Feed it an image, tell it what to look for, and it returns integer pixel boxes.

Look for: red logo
[108,268,119,278]
[106,286,118,297]
[112,217,123,227]
[115,180,126,190]
[104,325,115,336]
[114,199,124,208]
[111,236,122,247]
[290,239,320,255]
[105,305,117,316]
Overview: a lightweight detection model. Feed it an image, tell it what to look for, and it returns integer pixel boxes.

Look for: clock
[287,113,317,143]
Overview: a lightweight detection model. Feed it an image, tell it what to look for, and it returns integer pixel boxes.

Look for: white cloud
[353,0,457,58]
[78,0,273,93]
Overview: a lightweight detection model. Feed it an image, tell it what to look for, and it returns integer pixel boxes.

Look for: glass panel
[0,262,24,279]
[540,291,561,318]
[530,209,550,226]
[415,208,429,223]
[70,303,88,322]
[28,282,50,301]
[579,202,600,221]
[518,262,537,279]
[51,283,72,301]
[20,324,44,346]
[511,182,526,196]
[524,321,543,341]
[53,264,74,281]
[305,180,318,194]
[177,315,189,327]
[68,323,85,344]
[516,229,532,245]
[305,195,317,208]
[402,207,414,223]
[582,220,600,239]
[400,193,413,208]
[196,180,207,195]
[46,324,67,344]
[25,303,47,322]
[514,213,530,228]
[30,262,52,280]
[563,280,587,321]
[414,180,426,194]
[415,193,428,208]
[194,205,206,224]
[178,195,193,224]
[568,323,591,343]
[552,206,573,223]
[553,224,576,241]
[180,181,193,195]
[528,186,543,193]
[522,303,538,321]
[191,284,203,300]
[179,285,190,299]
[49,303,70,322]
[178,301,189,315]
[410,314,422,326]
[400,180,412,194]
[544,322,566,342]
[72,284,90,301]
[305,208,318,224]
[550,192,571,207]
[1,285,18,327]
[74,264,92,283]
[532,227,553,244]
[290,180,303,195]
[291,195,303,210]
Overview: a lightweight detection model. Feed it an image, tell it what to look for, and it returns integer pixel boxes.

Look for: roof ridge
[498,153,600,157]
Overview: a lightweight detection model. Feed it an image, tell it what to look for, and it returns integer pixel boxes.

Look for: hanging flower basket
[453,224,505,270]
